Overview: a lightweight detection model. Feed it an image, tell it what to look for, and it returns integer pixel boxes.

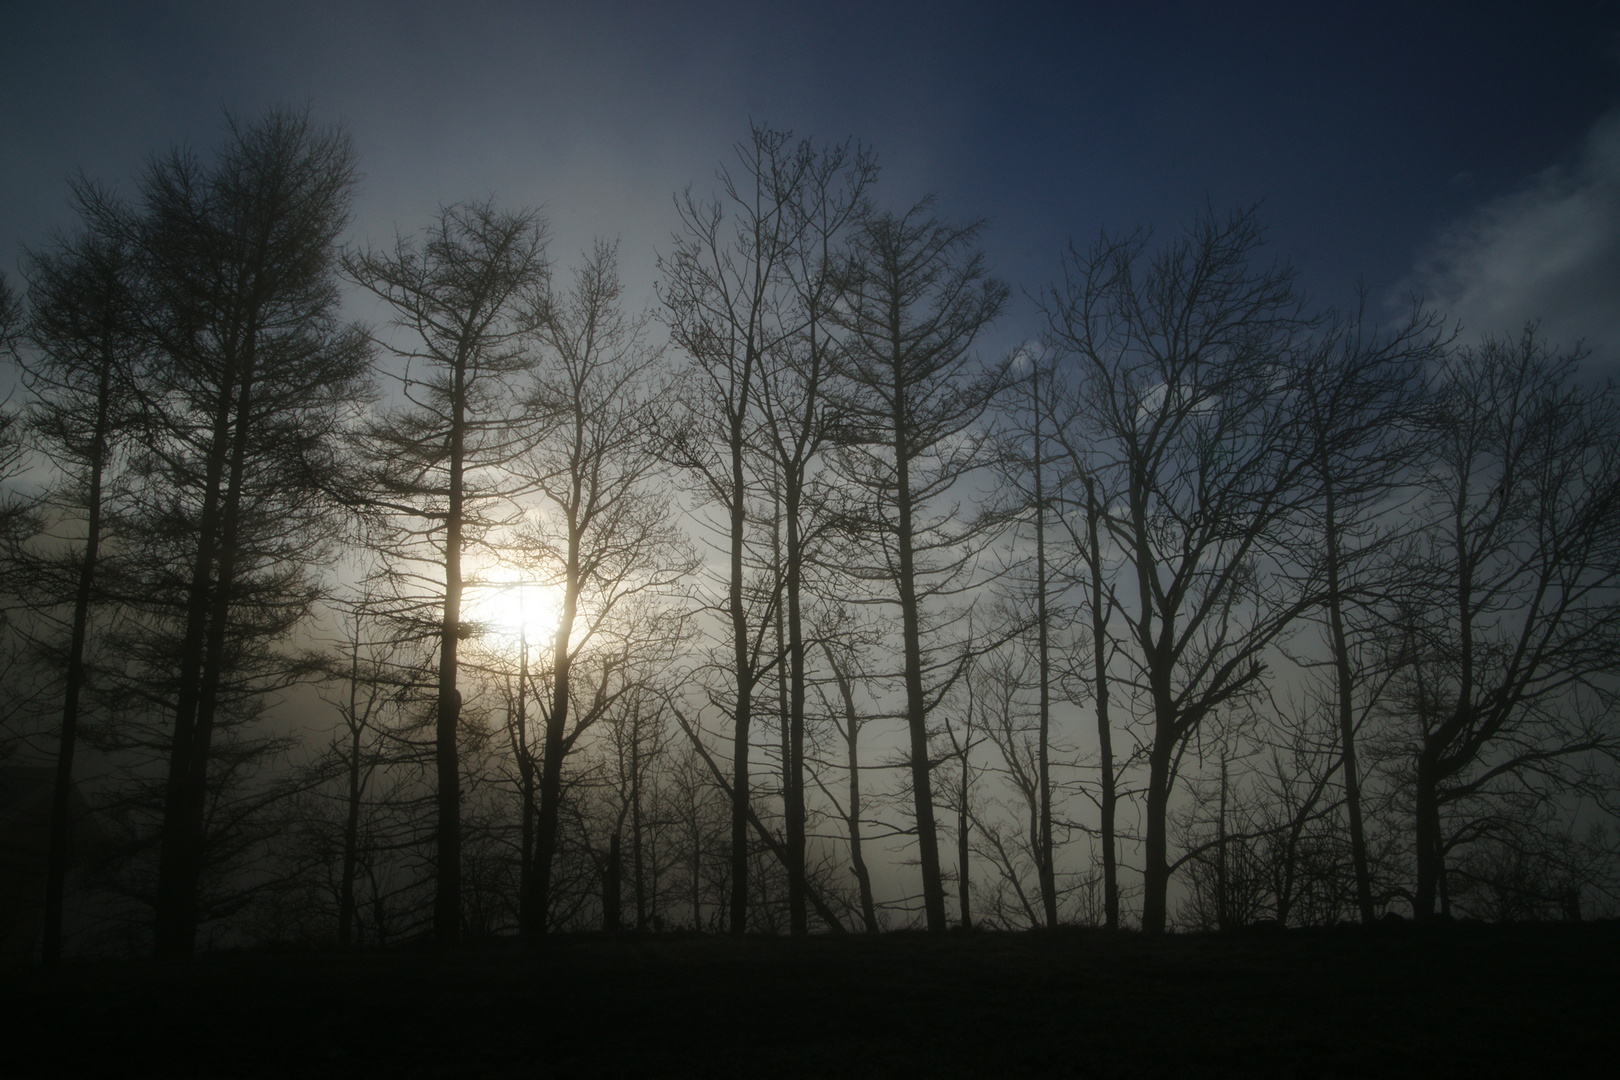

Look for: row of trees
[3,111,1617,962]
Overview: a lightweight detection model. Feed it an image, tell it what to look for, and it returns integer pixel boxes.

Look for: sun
[464,575,561,641]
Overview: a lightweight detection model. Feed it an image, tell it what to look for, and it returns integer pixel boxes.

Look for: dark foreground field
[5,923,1617,1078]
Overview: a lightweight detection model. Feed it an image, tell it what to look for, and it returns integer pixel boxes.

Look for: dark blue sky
[4,1,1618,367]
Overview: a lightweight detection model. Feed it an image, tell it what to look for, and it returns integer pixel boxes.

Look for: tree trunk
[783,477,808,937]
[515,635,539,936]
[1086,484,1119,931]
[1321,470,1376,924]
[42,356,112,970]
[727,417,753,936]
[432,365,466,944]
[632,728,647,932]
[1413,756,1443,922]
[603,828,622,932]
[153,355,235,958]
[827,645,879,934]
[1216,756,1230,931]
[159,320,263,957]
[530,579,577,936]
[1137,474,1177,937]
[1031,363,1057,930]
[690,793,704,932]
[894,419,947,933]
[338,641,363,949]
[958,752,972,929]
[1141,736,1174,936]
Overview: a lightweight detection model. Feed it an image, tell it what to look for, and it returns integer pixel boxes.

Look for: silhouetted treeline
[3,112,1617,962]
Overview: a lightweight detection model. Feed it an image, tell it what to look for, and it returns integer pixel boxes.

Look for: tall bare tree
[514,241,692,935]
[1047,421,1124,930]
[830,198,1008,932]
[1391,327,1620,920]
[754,139,876,934]
[344,200,549,943]
[1040,206,1318,935]
[995,350,1069,927]
[659,126,811,933]
[1290,301,1444,923]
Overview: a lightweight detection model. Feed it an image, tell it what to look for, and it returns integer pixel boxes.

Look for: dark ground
[4,922,1616,1078]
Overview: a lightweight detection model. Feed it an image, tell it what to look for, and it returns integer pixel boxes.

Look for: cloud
[1400,111,1620,376]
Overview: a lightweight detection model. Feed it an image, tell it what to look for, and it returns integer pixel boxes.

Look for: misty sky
[4,1,1619,371]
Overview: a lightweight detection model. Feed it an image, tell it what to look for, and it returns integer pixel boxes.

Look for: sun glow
[464,575,562,641]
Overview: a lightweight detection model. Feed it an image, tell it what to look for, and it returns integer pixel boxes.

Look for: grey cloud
[1401,111,1620,375]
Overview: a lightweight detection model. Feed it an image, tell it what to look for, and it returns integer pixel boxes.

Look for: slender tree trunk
[727,418,753,936]
[42,358,113,970]
[518,762,535,924]
[154,353,235,958]
[604,827,622,932]
[1141,731,1174,936]
[1086,484,1119,931]
[515,634,539,935]
[1321,473,1376,924]
[1031,364,1057,929]
[893,393,947,933]
[530,559,578,936]
[1137,474,1176,937]
[1216,756,1230,931]
[957,751,972,929]
[690,791,704,932]
[1277,796,1313,927]
[632,727,647,931]
[1413,756,1443,922]
[826,645,878,933]
[162,322,262,956]
[1413,497,1472,922]
[433,366,467,944]
[338,639,363,949]
[783,477,808,936]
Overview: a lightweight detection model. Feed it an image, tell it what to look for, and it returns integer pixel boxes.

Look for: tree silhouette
[1392,327,1620,920]
[1040,206,1318,935]
[18,206,143,967]
[830,198,1008,933]
[513,241,692,935]
[129,109,372,957]
[659,127,809,934]
[344,199,548,943]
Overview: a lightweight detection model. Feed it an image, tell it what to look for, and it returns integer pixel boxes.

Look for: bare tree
[754,139,877,935]
[659,126,811,933]
[813,609,884,933]
[830,198,1009,932]
[996,350,1070,927]
[1041,375,1126,930]
[513,241,692,935]
[344,199,549,942]
[1040,206,1319,935]
[1390,326,1620,920]
[1278,301,1446,922]
[312,584,425,947]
